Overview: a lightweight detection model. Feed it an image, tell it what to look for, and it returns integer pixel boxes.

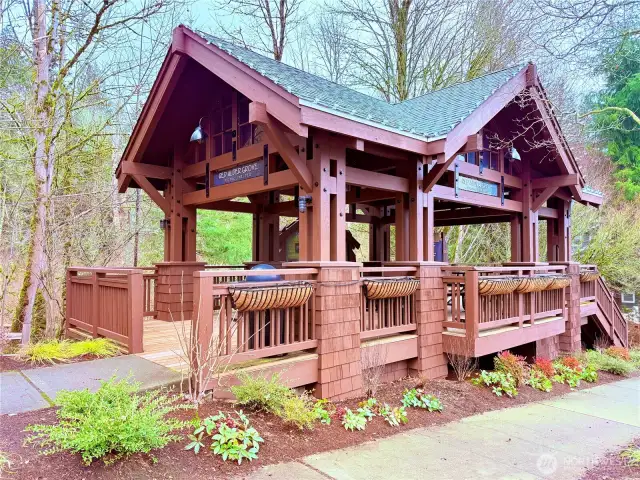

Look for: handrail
[594,276,628,347]
[360,266,418,274]
[442,265,566,273]
[196,268,318,278]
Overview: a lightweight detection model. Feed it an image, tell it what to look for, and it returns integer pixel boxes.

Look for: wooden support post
[192,273,214,394]
[308,140,332,261]
[91,272,100,338]
[510,214,522,262]
[409,159,424,261]
[521,164,539,262]
[424,192,434,262]
[127,270,144,353]
[331,147,346,261]
[394,193,409,261]
[155,262,206,321]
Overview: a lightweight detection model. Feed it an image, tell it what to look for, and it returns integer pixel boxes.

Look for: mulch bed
[581,438,640,480]
[0,354,119,373]
[0,370,634,480]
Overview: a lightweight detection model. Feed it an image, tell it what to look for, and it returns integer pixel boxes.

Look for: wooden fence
[66,267,144,353]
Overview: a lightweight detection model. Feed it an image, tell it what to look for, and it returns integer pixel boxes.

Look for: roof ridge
[396,63,529,106]
[197,31,392,106]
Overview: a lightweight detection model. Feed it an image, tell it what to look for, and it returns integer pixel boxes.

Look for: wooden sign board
[213,159,264,186]
[458,176,498,196]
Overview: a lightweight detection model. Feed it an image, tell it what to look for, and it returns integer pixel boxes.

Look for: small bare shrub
[446,337,477,381]
[593,335,610,352]
[361,344,388,398]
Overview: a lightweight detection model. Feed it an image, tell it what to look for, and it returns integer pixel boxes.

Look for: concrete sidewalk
[244,377,640,480]
[0,355,182,415]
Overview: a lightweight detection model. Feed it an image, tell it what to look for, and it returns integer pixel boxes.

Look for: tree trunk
[17,0,52,343]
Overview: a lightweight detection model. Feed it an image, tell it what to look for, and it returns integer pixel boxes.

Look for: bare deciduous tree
[212,0,305,61]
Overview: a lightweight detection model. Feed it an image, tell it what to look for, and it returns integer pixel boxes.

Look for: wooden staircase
[584,277,628,347]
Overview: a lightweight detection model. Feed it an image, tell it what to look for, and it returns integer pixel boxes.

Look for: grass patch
[630,348,640,368]
[19,339,118,364]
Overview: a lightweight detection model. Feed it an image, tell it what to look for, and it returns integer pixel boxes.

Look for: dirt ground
[0,371,635,480]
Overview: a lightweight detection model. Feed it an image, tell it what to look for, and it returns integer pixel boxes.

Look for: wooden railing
[595,276,628,347]
[442,265,567,340]
[193,268,319,376]
[142,267,158,317]
[66,267,143,353]
[359,266,418,340]
[579,265,597,301]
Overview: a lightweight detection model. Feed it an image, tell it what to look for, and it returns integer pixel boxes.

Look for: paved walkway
[0,355,182,415]
[244,378,640,480]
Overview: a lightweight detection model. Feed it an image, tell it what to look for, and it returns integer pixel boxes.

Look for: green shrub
[232,372,293,412]
[25,377,188,465]
[185,411,263,464]
[585,350,636,376]
[20,339,118,364]
[341,408,367,431]
[472,370,518,397]
[280,392,318,430]
[494,351,527,386]
[312,399,335,425]
[630,348,640,368]
[379,404,408,427]
[527,369,552,392]
[231,372,327,429]
[401,388,444,411]
[552,363,583,388]
[621,446,640,466]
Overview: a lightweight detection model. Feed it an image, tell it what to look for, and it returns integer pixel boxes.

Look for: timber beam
[532,186,558,211]
[120,162,173,180]
[432,185,522,212]
[132,174,170,215]
[249,102,314,193]
[345,167,409,193]
[183,170,298,206]
[531,174,578,189]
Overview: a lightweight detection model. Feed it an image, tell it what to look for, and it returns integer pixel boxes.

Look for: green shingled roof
[199,31,526,140]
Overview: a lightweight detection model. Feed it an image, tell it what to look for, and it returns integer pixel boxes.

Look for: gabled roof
[200,32,524,140]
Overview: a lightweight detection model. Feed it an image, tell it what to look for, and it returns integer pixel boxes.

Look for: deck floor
[136,318,191,372]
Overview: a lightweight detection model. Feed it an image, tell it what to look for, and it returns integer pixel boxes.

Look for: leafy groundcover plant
[494,351,527,386]
[585,349,636,376]
[472,370,518,397]
[25,377,189,465]
[185,411,263,464]
[401,388,444,411]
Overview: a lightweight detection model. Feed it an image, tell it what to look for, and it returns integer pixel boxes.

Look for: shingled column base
[290,262,363,401]
[394,262,448,379]
[555,262,582,354]
[155,262,206,321]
